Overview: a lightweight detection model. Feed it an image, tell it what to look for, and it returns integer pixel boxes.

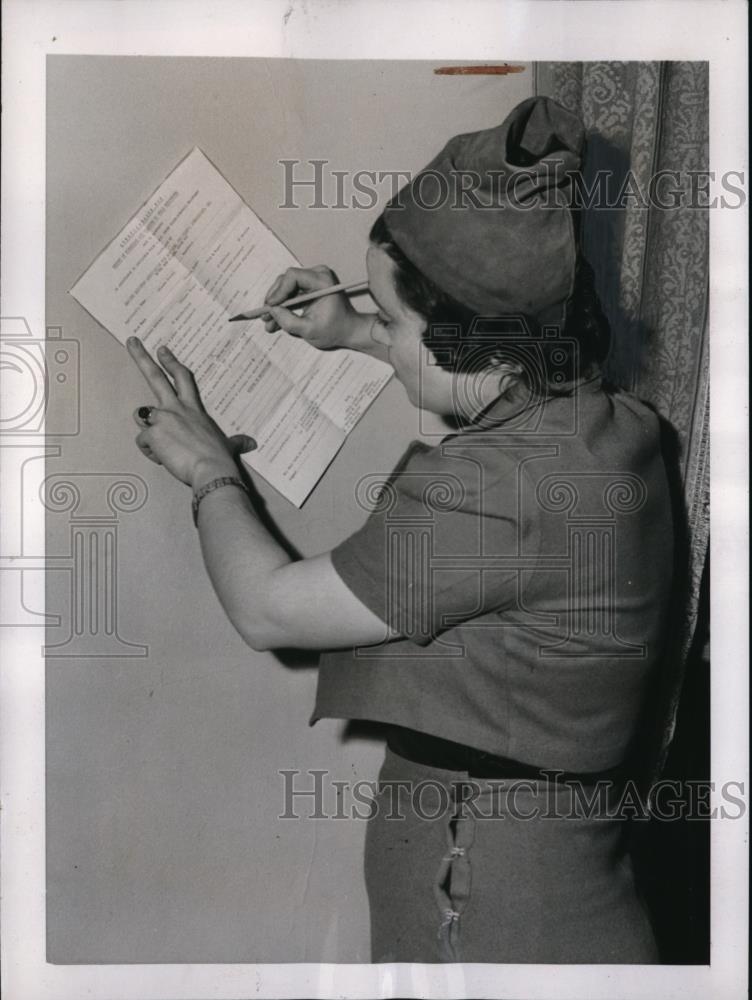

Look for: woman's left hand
[127,337,256,489]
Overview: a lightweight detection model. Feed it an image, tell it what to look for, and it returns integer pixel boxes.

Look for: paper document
[70,148,391,506]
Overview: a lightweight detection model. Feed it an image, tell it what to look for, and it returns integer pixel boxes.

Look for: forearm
[192,461,292,650]
[127,335,394,652]
[193,465,396,652]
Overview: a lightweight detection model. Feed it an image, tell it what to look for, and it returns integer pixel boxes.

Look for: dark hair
[369,213,610,391]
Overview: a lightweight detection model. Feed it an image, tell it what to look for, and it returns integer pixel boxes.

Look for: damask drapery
[534,62,710,775]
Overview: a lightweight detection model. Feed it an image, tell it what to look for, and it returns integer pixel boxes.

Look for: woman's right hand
[262,265,360,350]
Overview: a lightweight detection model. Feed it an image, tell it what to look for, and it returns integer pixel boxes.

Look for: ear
[488,358,525,396]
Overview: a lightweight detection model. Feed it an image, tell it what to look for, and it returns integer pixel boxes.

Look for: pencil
[228,279,369,322]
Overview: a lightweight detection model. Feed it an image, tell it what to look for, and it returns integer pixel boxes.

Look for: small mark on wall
[434,64,525,76]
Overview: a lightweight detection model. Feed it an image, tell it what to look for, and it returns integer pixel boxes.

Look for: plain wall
[45,55,532,963]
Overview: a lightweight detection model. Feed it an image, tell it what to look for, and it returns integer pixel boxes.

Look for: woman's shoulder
[604,382,663,428]
[392,378,667,497]
[592,382,666,458]
[375,434,528,523]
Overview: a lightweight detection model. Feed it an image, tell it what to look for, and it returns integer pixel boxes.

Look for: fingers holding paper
[127,337,256,488]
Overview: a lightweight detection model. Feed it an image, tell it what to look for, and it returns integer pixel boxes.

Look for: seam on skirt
[432,786,476,961]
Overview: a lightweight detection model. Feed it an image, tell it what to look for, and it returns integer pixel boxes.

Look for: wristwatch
[192,476,251,527]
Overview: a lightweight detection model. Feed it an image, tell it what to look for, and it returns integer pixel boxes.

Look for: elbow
[241,631,271,653]
[236,620,277,652]
[233,610,287,652]
[246,634,283,653]
[222,575,297,651]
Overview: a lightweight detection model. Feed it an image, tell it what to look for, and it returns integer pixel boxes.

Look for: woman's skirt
[364,746,658,964]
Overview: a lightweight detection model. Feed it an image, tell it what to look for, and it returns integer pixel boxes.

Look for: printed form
[70,148,391,506]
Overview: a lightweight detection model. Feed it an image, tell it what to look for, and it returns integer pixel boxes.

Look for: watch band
[192,476,250,527]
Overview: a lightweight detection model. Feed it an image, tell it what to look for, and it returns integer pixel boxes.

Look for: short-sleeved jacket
[312,374,674,772]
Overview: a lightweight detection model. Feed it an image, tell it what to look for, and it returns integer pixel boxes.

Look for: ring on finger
[137,405,156,427]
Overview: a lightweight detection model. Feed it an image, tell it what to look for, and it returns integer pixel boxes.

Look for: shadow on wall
[632,556,710,964]
[581,131,651,393]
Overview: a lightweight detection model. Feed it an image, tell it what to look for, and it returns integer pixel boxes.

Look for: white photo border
[1,1,748,998]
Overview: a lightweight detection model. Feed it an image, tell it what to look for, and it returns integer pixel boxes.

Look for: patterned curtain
[534,63,710,778]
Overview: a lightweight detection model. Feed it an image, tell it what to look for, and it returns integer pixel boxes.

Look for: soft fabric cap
[383,96,585,325]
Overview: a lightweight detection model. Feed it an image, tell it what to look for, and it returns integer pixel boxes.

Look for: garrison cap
[383,96,585,326]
